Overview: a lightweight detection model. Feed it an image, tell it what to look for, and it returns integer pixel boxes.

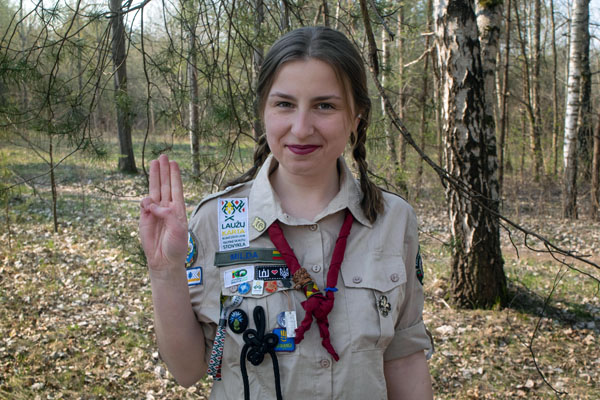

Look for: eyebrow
[269,92,343,101]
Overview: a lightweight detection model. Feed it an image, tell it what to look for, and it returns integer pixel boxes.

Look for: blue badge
[185,231,198,268]
[187,266,202,286]
[273,328,295,352]
[227,309,248,334]
[238,282,251,295]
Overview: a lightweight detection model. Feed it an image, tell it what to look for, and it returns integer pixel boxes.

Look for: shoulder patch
[191,182,247,217]
[415,246,424,285]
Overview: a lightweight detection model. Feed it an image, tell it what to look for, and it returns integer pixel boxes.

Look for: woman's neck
[270,161,340,221]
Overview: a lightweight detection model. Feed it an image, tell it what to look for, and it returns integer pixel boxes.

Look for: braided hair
[227,26,383,223]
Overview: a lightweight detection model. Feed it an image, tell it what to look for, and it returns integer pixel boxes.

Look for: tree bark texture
[252,0,264,141]
[188,31,200,177]
[591,114,600,220]
[110,0,137,173]
[563,0,588,219]
[396,6,406,169]
[434,0,506,309]
[577,7,592,178]
[498,0,511,194]
[550,0,560,176]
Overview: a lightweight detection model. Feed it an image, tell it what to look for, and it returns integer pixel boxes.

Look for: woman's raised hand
[139,155,189,272]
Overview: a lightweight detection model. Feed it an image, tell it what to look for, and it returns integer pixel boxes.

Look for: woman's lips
[286,145,320,155]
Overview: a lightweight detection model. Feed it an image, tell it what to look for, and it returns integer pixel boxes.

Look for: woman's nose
[290,109,314,138]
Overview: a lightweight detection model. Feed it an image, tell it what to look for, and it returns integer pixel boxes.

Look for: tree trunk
[321,0,330,27]
[416,0,433,191]
[550,0,560,176]
[49,137,58,233]
[531,0,543,176]
[110,0,137,173]
[396,6,406,169]
[381,28,398,181]
[280,0,289,31]
[188,23,201,177]
[591,113,600,220]
[434,0,506,309]
[252,0,264,141]
[498,0,512,195]
[563,0,588,219]
[577,7,592,178]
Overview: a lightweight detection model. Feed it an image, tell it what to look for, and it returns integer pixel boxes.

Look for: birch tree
[434,0,506,308]
[563,0,589,219]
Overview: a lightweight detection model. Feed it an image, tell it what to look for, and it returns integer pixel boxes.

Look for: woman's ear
[354,113,362,132]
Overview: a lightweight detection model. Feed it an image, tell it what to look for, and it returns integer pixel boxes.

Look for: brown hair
[228,26,383,223]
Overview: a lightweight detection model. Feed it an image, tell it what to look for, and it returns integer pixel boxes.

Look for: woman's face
[263,59,359,180]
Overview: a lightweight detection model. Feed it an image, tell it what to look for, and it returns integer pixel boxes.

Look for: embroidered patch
[218,198,249,251]
[223,266,254,288]
[185,231,198,268]
[214,248,284,267]
[251,280,264,295]
[416,246,424,285]
[252,216,266,233]
[273,328,295,352]
[255,265,290,281]
[186,266,203,286]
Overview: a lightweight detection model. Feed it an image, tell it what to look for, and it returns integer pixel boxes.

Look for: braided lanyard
[267,209,354,361]
[241,306,282,400]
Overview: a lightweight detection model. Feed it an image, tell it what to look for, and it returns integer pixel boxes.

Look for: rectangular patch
[214,248,286,267]
[251,280,264,295]
[186,267,203,286]
[274,328,295,352]
[255,265,290,281]
[223,266,254,288]
[218,198,249,251]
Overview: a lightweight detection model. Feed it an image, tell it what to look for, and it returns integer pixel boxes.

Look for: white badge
[218,198,249,251]
[284,311,297,338]
[223,266,254,288]
[252,280,265,295]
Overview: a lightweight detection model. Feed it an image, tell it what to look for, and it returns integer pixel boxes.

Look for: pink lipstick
[287,145,319,155]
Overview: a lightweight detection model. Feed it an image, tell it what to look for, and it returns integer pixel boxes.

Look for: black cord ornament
[240,306,283,400]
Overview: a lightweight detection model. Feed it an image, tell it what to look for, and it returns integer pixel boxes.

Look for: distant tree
[109,0,137,173]
[592,113,600,220]
[434,0,506,308]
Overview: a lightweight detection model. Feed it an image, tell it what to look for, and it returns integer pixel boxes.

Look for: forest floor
[0,144,598,399]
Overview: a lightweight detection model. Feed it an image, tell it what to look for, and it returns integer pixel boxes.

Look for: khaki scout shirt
[187,155,431,400]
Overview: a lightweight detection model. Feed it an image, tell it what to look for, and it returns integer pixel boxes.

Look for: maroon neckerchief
[267,209,354,361]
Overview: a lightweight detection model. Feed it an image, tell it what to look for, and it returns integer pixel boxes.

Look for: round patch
[238,282,251,295]
[228,309,248,334]
[265,280,278,293]
[415,247,424,285]
[185,231,198,268]
[229,285,239,293]
[277,311,286,328]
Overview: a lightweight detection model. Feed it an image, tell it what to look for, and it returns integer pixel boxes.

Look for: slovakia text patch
[187,266,203,286]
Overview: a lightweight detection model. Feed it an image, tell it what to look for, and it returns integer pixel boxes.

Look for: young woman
[139,26,433,399]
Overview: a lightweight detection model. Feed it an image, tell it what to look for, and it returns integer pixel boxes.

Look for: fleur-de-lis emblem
[377,295,391,317]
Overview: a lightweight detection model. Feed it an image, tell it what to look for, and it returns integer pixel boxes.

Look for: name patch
[218,198,249,251]
[214,248,284,267]
[255,265,290,281]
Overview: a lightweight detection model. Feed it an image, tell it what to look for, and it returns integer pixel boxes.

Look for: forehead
[269,59,345,95]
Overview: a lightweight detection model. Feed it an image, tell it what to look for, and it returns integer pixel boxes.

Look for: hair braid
[225,134,271,187]
[352,119,383,223]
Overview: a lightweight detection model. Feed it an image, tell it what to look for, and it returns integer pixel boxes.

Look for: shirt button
[390,273,399,282]
[309,224,318,231]
[320,359,331,368]
[352,276,362,284]
[311,265,322,273]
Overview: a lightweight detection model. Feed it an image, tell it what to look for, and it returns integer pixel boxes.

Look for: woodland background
[0,0,599,398]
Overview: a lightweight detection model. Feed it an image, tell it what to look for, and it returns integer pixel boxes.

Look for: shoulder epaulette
[191,182,247,217]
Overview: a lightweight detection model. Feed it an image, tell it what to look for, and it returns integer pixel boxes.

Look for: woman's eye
[317,103,335,110]
[276,101,293,108]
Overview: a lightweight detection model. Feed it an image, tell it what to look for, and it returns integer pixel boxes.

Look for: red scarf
[267,209,354,361]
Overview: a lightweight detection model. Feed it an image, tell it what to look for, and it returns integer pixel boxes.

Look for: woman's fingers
[159,154,171,205]
[170,161,186,215]
[149,159,160,203]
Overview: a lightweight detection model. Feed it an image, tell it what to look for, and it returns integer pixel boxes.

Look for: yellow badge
[252,217,266,232]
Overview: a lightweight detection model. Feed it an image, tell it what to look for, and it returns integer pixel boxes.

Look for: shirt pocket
[340,252,406,352]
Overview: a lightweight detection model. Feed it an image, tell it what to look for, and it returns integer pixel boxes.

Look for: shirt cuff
[383,320,432,361]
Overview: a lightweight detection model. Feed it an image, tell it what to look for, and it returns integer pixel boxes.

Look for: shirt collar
[248,155,372,241]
